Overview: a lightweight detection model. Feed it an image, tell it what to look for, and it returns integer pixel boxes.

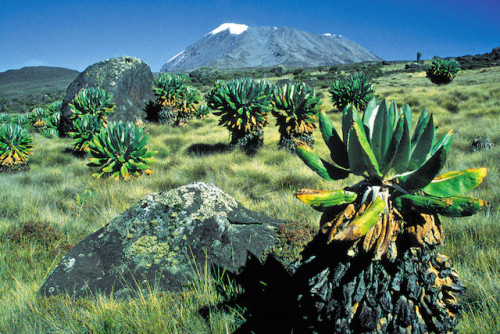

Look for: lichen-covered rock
[38,183,282,298]
[59,56,155,135]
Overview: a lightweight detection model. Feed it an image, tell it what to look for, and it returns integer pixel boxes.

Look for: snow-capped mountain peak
[207,23,249,36]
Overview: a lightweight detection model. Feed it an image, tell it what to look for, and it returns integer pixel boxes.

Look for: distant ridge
[0,66,79,86]
[161,23,382,72]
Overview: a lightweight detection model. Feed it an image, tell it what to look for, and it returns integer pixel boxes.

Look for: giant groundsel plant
[292,97,488,332]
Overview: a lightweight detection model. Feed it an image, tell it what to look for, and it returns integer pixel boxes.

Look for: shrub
[426,58,461,84]
[0,123,34,171]
[88,121,157,180]
[271,82,322,152]
[329,72,375,111]
[69,87,116,125]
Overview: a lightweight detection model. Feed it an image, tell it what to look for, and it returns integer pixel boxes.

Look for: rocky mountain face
[161,23,382,72]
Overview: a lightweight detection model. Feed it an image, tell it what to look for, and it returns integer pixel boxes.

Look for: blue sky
[1,0,498,72]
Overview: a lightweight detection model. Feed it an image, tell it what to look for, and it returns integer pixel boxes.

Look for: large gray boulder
[39,183,282,298]
[59,56,155,135]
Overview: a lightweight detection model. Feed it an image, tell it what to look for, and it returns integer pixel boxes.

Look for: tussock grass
[0,66,499,332]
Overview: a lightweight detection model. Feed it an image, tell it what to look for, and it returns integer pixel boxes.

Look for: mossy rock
[38,183,291,298]
[59,56,155,135]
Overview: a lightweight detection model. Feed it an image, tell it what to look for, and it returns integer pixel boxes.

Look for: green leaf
[333,196,385,241]
[371,99,393,164]
[422,167,488,197]
[319,111,349,169]
[295,141,349,180]
[403,104,412,131]
[295,188,357,212]
[342,105,363,145]
[348,122,381,178]
[398,144,448,191]
[381,114,404,174]
[410,114,435,169]
[411,109,430,147]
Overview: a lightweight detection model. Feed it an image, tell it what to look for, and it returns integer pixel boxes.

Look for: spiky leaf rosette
[0,123,34,166]
[69,87,116,125]
[46,101,62,114]
[295,98,488,259]
[174,85,201,125]
[272,82,322,137]
[88,121,157,180]
[29,107,48,128]
[68,114,102,153]
[426,58,461,85]
[194,103,210,119]
[208,78,275,136]
[152,73,187,107]
[329,72,375,111]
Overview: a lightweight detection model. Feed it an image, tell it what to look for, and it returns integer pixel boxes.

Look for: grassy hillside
[0,66,79,113]
[0,64,499,333]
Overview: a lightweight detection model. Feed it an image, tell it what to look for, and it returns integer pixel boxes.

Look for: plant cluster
[69,87,116,125]
[426,58,461,84]
[88,121,157,180]
[329,72,375,111]
[0,123,34,171]
[207,78,275,154]
[271,82,322,152]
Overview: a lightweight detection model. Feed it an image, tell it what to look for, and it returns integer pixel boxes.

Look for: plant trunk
[231,128,264,156]
[278,133,314,154]
[289,207,464,333]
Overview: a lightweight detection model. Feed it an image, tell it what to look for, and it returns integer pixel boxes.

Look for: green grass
[1,65,499,333]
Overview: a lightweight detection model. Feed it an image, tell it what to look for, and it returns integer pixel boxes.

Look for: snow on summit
[208,23,248,36]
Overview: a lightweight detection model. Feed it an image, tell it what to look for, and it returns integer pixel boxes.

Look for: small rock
[471,136,493,152]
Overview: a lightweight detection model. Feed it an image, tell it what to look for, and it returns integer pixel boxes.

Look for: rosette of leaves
[88,121,157,180]
[426,58,461,84]
[69,87,116,125]
[29,107,48,130]
[46,111,61,130]
[152,73,187,107]
[0,123,33,172]
[194,103,210,119]
[68,114,102,154]
[271,82,322,152]
[329,72,374,111]
[291,98,488,332]
[173,85,201,126]
[207,78,275,154]
[46,101,62,114]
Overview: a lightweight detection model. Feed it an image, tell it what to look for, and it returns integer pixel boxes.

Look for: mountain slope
[0,66,79,86]
[0,66,79,113]
[161,24,382,72]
